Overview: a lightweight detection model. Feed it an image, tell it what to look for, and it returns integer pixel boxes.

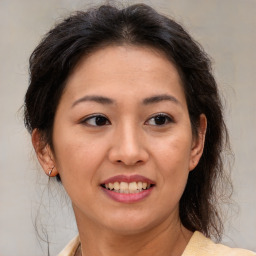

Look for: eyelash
[80,113,173,127]
[145,113,174,126]
[80,114,111,127]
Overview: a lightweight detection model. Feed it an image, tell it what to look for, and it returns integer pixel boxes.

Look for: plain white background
[0,0,255,255]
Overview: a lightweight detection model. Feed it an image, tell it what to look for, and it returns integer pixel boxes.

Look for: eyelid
[145,112,174,125]
[80,113,111,126]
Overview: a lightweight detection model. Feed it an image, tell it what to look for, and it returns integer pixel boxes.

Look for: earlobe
[31,129,58,177]
[189,114,207,171]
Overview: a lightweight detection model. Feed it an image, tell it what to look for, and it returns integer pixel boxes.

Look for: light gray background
[0,0,255,255]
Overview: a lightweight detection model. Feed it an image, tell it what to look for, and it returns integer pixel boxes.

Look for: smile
[101,181,154,194]
[100,175,155,203]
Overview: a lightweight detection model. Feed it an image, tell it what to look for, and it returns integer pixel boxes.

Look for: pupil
[96,116,107,126]
[155,115,166,125]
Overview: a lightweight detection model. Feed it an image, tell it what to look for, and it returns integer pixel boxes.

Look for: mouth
[100,175,156,202]
[101,181,155,194]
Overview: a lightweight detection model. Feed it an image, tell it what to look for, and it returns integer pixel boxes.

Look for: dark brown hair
[24,3,231,241]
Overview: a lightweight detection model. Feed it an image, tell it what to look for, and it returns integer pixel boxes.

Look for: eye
[81,114,111,127]
[146,113,173,126]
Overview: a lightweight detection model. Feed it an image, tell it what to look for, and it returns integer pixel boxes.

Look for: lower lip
[101,187,154,203]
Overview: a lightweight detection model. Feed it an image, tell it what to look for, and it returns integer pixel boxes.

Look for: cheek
[152,132,193,191]
[52,136,106,210]
[153,132,193,169]
[52,126,104,185]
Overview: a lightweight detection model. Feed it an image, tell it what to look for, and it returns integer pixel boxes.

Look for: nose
[108,123,149,166]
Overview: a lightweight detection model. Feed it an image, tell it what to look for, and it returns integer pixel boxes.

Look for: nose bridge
[109,119,148,165]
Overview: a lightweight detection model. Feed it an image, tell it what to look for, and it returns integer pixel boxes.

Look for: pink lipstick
[100,175,155,203]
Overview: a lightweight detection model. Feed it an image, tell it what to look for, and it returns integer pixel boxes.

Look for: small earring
[48,166,55,176]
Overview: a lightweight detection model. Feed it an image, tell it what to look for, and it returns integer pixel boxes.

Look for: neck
[75,213,193,256]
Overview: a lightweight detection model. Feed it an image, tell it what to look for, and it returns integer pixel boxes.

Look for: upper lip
[101,175,155,185]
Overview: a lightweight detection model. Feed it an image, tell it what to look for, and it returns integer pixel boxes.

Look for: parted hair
[24,3,231,241]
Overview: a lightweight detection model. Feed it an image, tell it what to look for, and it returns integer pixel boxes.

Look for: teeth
[114,182,119,191]
[120,182,128,193]
[103,181,152,194]
[129,182,137,192]
[120,182,128,190]
[109,183,114,190]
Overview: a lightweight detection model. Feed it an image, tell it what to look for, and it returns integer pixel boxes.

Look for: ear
[189,114,207,171]
[31,129,58,177]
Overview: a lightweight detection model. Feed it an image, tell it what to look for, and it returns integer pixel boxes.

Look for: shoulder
[57,235,80,256]
[182,231,256,256]
[57,232,256,256]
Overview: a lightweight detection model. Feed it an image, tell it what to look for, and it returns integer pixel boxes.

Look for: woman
[24,3,255,256]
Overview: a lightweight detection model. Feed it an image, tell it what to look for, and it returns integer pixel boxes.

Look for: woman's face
[35,45,206,235]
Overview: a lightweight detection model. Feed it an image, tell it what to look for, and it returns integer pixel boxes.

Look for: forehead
[63,45,186,105]
[70,44,181,80]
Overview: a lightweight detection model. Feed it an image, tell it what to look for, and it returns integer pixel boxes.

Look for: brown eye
[82,115,110,126]
[146,114,173,126]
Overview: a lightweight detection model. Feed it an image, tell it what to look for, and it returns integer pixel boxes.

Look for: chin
[102,213,164,236]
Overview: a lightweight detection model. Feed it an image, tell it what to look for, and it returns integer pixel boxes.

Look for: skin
[32,45,207,256]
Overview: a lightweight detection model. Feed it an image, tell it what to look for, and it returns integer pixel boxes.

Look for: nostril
[115,159,144,165]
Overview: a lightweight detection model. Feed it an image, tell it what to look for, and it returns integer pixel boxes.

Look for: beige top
[58,231,256,256]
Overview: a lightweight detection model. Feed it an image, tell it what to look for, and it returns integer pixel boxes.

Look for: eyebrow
[72,95,114,108]
[143,94,180,105]
[71,93,180,108]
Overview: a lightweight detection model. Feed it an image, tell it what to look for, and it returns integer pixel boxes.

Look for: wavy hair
[24,3,232,241]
